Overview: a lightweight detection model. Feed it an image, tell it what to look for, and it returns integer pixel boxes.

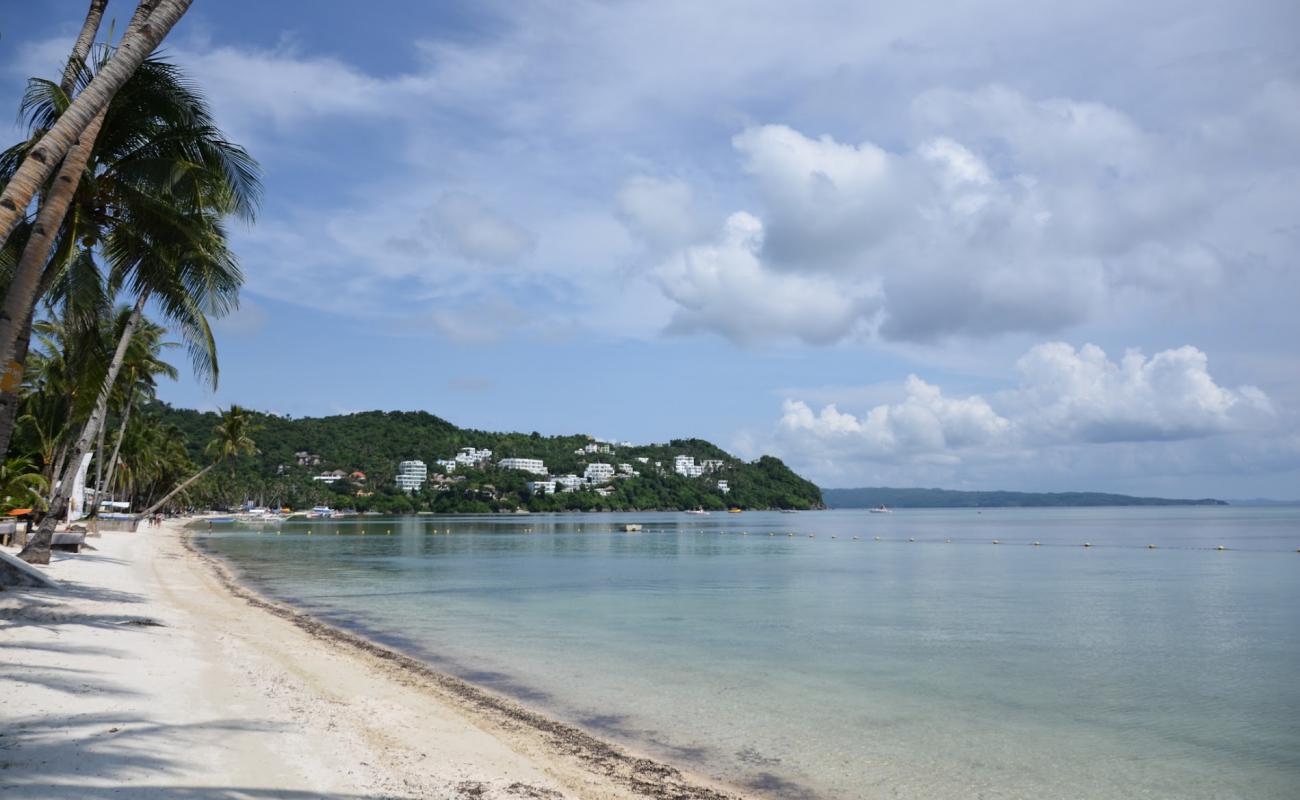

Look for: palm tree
[0,51,260,456]
[138,405,258,519]
[12,59,259,564]
[92,314,177,515]
[0,0,193,248]
[0,456,49,513]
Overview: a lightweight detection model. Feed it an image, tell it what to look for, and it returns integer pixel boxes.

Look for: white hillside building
[527,480,557,495]
[584,463,615,483]
[555,474,584,492]
[499,457,547,475]
[395,460,427,493]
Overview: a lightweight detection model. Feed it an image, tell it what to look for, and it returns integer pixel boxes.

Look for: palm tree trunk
[0,0,193,251]
[99,385,134,512]
[90,391,109,514]
[0,108,107,429]
[0,257,72,456]
[18,293,147,563]
[46,440,70,504]
[61,0,110,95]
[138,461,216,520]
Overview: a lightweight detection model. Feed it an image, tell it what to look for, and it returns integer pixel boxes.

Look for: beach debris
[119,617,165,627]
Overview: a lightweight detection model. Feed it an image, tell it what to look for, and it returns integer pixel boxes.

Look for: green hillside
[821,487,1228,508]
[147,403,822,513]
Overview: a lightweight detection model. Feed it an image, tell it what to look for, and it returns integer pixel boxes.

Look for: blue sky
[3,0,1298,496]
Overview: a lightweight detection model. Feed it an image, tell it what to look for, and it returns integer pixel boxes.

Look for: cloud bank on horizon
[5,0,1297,494]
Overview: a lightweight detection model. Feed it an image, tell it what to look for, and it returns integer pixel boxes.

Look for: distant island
[149,404,823,513]
[822,487,1228,508]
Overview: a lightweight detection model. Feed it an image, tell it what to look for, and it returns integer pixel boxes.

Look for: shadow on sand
[0,713,423,800]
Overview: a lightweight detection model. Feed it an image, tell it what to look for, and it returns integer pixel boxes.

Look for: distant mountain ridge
[822,487,1228,508]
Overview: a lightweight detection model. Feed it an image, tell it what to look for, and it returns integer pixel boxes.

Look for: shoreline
[1,518,748,799]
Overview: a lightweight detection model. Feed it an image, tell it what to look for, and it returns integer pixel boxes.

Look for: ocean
[198,507,1300,799]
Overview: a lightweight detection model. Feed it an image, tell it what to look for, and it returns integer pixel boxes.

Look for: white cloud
[651,212,880,345]
[645,74,1299,345]
[779,374,1011,462]
[1011,342,1272,443]
[771,342,1282,485]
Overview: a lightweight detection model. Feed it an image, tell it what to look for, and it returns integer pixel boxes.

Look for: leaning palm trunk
[0,0,192,253]
[0,107,109,453]
[136,461,217,520]
[62,1,110,95]
[90,392,109,514]
[18,293,147,563]
[97,386,134,515]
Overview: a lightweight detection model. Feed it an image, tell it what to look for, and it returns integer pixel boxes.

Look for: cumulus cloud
[1011,343,1272,443]
[651,212,880,345]
[772,342,1277,481]
[779,375,1011,463]
[646,72,1299,345]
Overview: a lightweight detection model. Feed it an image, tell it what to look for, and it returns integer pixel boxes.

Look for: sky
[2,0,1298,496]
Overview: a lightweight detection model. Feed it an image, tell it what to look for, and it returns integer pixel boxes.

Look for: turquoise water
[199,508,1300,799]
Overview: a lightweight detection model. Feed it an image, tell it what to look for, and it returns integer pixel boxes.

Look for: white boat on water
[869,505,892,514]
[685,509,710,516]
[307,506,336,519]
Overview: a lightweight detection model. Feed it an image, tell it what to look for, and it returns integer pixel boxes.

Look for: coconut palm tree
[0,0,194,248]
[138,405,258,519]
[0,52,260,457]
[92,314,177,514]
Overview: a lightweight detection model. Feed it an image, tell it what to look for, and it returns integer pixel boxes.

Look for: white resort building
[584,463,615,483]
[673,455,705,478]
[717,480,730,494]
[555,474,584,492]
[527,479,557,495]
[454,447,493,467]
[395,460,427,493]
[499,457,547,475]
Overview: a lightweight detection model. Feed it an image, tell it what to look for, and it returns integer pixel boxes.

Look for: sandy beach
[0,520,742,800]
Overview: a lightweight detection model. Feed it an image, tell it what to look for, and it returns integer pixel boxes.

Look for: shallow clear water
[199,508,1300,799]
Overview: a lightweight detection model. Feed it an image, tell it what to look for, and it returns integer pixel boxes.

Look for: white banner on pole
[67,451,94,523]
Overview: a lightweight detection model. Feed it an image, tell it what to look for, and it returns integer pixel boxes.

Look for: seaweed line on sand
[183,532,744,800]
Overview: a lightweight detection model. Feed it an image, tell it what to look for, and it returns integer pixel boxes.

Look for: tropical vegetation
[0,1,256,563]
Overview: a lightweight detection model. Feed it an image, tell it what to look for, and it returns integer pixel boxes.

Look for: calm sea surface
[198,507,1300,799]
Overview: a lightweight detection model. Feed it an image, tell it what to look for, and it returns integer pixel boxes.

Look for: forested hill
[821,487,1228,508]
[147,404,822,513]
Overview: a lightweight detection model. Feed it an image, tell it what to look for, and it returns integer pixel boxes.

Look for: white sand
[0,520,741,800]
